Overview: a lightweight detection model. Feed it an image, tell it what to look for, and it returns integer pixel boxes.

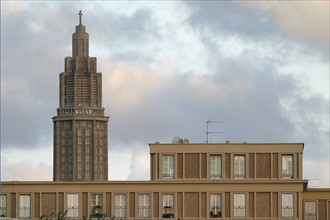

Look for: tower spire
[78,10,83,25]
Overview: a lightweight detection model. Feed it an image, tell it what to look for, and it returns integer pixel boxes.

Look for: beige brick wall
[249,192,254,217]
[42,193,56,216]
[327,200,330,220]
[153,192,159,218]
[201,192,206,218]
[82,192,87,218]
[225,192,230,218]
[177,192,183,218]
[256,192,271,217]
[272,192,278,218]
[201,153,207,179]
[106,192,111,217]
[58,193,64,213]
[177,153,183,179]
[185,154,199,179]
[184,192,198,217]
[11,193,16,218]
[273,153,278,179]
[318,200,327,220]
[256,153,271,178]
[129,192,135,218]
[225,154,230,179]
[34,193,40,218]
[249,153,254,179]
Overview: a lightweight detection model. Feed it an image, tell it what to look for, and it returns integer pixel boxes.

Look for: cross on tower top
[78,10,83,25]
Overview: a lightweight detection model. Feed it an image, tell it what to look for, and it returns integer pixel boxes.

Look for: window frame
[1,194,7,217]
[91,193,103,214]
[281,193,294,218]
[19,194,31,218]
[67,193,79,218]
[162,155,175,179]
[114,194,127,218]
[303,200,317,220]
[210,155,222,179]
[162,194,175,218]
[234,155,246,179]
[233,193,245,218]
[138,194,150,218]
[282,154,294,179]
[209,193,222,218]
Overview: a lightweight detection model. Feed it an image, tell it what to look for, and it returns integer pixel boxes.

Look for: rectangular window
[234,155,245,178]
[91,194,103,217]
[138,194,150,218]
[115,194,126,218]
[162,194,174,218]
[163,155,174,178]
[304,201,316,220]
[210,155,222,179]
[282,155,293,178]
[234,194,245,217]
[19,194,31,218]
[210,193,222,218]
[91,194,103,209]
[67,194,79,218]
[1,195,7,217]
[282,193,294,218]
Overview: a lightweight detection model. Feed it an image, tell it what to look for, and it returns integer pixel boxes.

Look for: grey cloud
[184,1,275,38]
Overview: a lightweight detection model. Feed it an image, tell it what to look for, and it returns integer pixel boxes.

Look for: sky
[1,1,329,187]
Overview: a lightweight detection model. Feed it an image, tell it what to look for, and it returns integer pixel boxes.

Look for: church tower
[53,11,109,181]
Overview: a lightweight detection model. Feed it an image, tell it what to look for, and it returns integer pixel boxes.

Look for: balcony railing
[57,108,105,117]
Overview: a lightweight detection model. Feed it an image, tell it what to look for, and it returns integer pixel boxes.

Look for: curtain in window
[234,156,245,178]
[210,194,221,218]
[282,155,293,178]
[163,155,174,178]
[210,155,221,178]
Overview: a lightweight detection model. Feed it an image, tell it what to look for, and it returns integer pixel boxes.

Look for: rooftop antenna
[206,118,223,143]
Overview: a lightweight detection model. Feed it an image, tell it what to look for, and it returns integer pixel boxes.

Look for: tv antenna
[206,119,223,143]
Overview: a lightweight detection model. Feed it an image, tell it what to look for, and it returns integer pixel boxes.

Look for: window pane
[163,155,174,178]
[282,155,293,178]
[138,194,150,218]
[282,194,293,217]
[91,194,103,206]
[1,195,7,217]
[67,194,79,218]
[210,155,222,178]
[304,201,316,220]
[210,194,222,218]
[19,195,31,218]
[115,194,126,218]
[234,194,245,217]
[162,194,174,218]
[234,156,245,178]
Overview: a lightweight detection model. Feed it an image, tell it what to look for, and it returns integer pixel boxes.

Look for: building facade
[1,142,330,219]
[52,11,109,181]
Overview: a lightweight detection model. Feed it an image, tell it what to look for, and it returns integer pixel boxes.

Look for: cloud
[250,1,329,50]
[1,2,329,186]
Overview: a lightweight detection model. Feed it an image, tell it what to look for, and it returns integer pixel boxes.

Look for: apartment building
[1,141,329,219]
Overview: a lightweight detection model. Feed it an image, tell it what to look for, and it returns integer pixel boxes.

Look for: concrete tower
[53,11,109,181]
